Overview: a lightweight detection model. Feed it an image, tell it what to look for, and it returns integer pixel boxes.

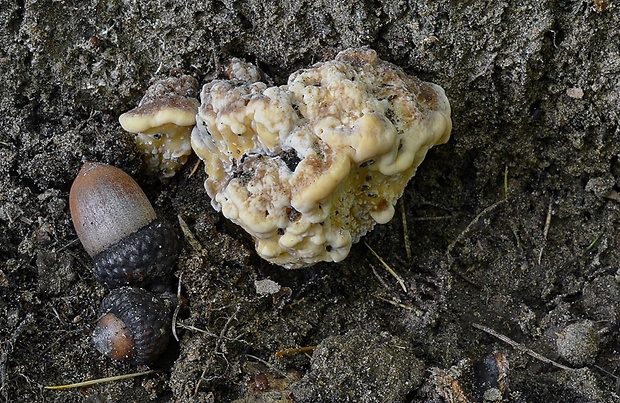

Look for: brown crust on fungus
[191,47,452,268]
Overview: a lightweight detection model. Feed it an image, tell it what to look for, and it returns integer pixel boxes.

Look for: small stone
[566,87,584,99]
[254,279,281,296]
[556,321,600,366]
[292,329,424,402]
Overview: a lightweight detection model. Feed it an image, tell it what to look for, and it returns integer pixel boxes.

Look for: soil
[1,0,620,402]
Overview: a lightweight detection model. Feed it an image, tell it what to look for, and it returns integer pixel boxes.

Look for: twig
[504,165,509,200]
[365,242,407,293]
[472,323,573,371]
[373,294,417,312]
[274,346,316,358]
[188,159,201,178]
[446,200,506,268]
[194,366,210,397]
[593,364,620,382]
[399,199,412,260]
[370,265,391,291]
[176,322,219,338]
[178,214,202,251]
[172,273,183,342]
[56,238,80,253]
[537,198,553,265]
[44,370,156,390]
[585,231,604,252]
[245,354,287,377]
[412,215,456,221]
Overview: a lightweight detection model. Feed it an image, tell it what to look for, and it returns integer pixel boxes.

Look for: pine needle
[365,242,407,293]
[44,370,156,390]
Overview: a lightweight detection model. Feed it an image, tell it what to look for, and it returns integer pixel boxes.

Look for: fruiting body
[119,75,199,179]
[69,162,179,288]
[191,47,452,268]
[92,287,174,365]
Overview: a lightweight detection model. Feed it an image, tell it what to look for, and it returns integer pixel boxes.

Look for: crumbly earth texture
[192,48,451,268]
[1,1,620,402]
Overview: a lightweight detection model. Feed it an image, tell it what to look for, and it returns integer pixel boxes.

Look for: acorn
[92,286,175,365]
[69,162,180,288]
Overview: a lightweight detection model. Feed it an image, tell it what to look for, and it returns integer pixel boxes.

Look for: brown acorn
[69,162,179,288]
[92,287,175,365]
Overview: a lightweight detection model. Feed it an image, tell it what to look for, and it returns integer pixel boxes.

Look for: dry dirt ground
[1,1,620,402]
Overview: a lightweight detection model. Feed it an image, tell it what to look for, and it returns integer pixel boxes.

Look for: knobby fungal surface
[191,47,452,268]
[119,76,200,179]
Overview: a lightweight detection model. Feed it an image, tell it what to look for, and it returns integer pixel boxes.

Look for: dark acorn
[69,162,180,288]
[92,287,175,365]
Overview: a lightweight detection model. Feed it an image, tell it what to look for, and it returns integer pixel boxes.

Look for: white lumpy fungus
[191,48,452,268]
[120,76,200,179]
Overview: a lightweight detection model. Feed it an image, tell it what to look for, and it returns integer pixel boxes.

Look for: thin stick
[537,199,553,265]
[585,231,604,252]
[399,199,412,260]
[446,200,505,267]
[178,214,202,251]
[56,238,80,252]
[172,272,183,342]
[411,215,455,221]
[370,265,391,291]
[472,323,573,371]
[504,165,509,200]
[245,354,288,377]
[373,294,417,312]
[365,242,407,293]
[274,346,317,358]
[44,370,156,390]
[188,159,201,178]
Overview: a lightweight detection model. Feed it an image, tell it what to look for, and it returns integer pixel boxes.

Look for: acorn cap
[69,163,156,257]
[92,287,175,365]
[93,217,180,289]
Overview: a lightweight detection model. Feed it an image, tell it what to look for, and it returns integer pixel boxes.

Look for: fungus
[119,75,200,179]
[191,48,452,268]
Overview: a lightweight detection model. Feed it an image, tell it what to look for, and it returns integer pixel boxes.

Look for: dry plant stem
[194,366,209,397]
[172,272,183,342]
[537,198,553,265]
[412,214,455,221]
[274,346,317,358]
[504,165,509,200]
[399,198,412,260]
[472,323,573,371]
[370,264,392,291]
[44,370,156,390]
[245,354,288,377]
[364,241,407,293]
[373,294,418,312]
[178,214,202,251]
[446,200,506,268]
[176,322,219,338]
[188,159,201,178]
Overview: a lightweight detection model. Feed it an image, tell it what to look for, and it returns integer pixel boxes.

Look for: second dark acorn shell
[92,287,175,365]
